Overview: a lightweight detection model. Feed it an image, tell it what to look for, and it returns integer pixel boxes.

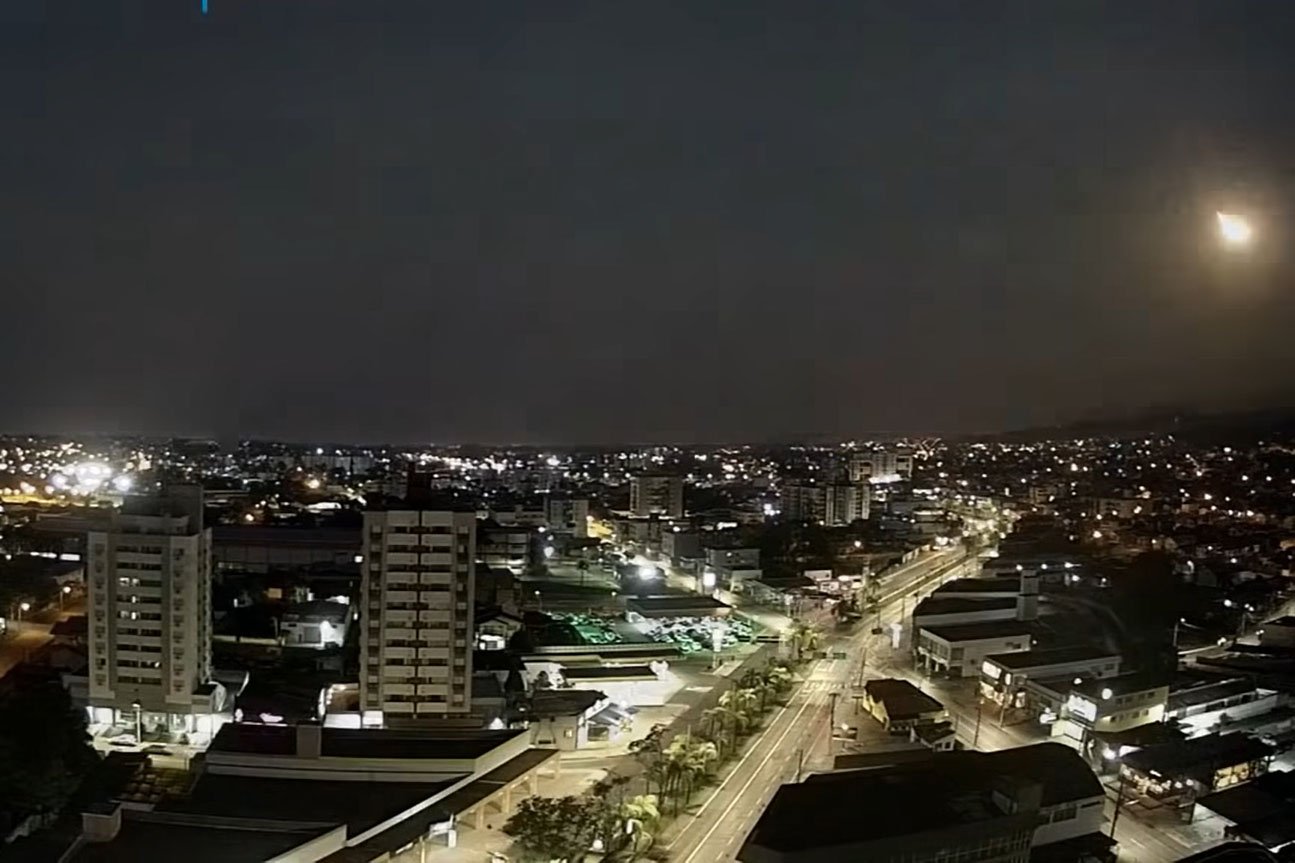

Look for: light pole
[1172,617,1186,649]
[17,601,31,622]
[132,699,143,744]
[59,584,72,611]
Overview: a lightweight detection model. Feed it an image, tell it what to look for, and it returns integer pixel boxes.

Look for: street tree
[503,794,603,862]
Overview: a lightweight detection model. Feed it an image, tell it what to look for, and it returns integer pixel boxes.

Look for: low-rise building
[1258,616,1295,648]
[527,689,626,751]
[279,600,350,650]
[980,647,1121,719]
[1055,673,1169,750]
[1166,678,1283,738]
[916,621,1031,678]
[1119,733,1275,802]
[740,742,1109,863]
[860,678,946,734]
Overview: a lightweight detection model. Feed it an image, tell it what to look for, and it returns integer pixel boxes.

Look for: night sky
[3,1,1294,444]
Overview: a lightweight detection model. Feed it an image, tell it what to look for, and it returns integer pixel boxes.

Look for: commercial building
[629,474,684,518]
[70,724,561,862]
[1196,770,1295,853]
[1055,673,1169,750]
[1118,734,1275,801]
[86,486,224,737]
[741,743,1109,863]
[361,507,476,723]
[860,678,946,733]
[1165,678,1284,738]
[916,621,1031,678]
[980,647,1121,721]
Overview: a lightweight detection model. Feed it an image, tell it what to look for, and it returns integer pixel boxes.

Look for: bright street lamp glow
[1217,212,1252,246]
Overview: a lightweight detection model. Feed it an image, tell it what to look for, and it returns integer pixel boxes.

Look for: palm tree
[619,794,660,859]
[661,734,718,814]
[762,663,794,705]
[788,620,821,662]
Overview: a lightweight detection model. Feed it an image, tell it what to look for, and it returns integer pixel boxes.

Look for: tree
[660,734,718,814]
[788,621,821,662]
[0,681,99,834]
[619,794,661,859]
[504,794,603,862]
[628,724,667,796]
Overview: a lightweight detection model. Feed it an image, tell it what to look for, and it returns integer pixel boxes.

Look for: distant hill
[971,406,1295,444]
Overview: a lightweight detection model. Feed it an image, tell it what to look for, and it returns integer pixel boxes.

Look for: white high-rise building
[361,508,476,723]
[629,474,684,518]
[849,449,914,483]
[87,486,222,736]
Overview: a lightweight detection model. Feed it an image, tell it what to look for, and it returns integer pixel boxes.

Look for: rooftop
[985,645,1119,671]
[625,594,731,613]
[1168,678,1264,712]
[1198,770,1295,849]
[863,678,944,720]
[72,812,334,863]
[1070,672,1169,702]
[561,664,657,680]
[920,620,1031,643]
[529,689,606,717]
[1122,733,1276,779]
[932,576,1021,596]
[747,743,1099,854]
[913,596,1018,617]
[163,774,456,836]
[207,723,527,760]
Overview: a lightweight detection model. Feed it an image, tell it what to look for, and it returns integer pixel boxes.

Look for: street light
[59,584,72,610]
[131,699,143,744]
[17,601,31,621]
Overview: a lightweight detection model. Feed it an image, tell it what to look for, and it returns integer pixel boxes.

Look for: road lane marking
[670,678,823,860]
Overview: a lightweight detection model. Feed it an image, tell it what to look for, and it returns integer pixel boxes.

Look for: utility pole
[827,690,839,752]
[1109,768,1129,840]
[794,748,805,783]
[972,698,983,749]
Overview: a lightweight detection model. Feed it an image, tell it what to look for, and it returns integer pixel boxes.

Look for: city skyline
[5,1,1295,442]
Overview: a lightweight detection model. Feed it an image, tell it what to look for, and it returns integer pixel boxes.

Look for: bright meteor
[1217,211,1253,247]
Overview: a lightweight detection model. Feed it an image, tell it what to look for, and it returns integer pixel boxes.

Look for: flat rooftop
[863,679,944,720]
[932,576,1020,595]
[625,595,731,613]
[163,774,457,836]
[984,645,1118,671]
[72,813,334,863]
[913,596,1018,617]
[1071,672,1168,701]
[207,723,527,760]
[1168,678,1263,712]
[747,743,1099,853]
[1122,734,1275,778]
[920,620,1031,643]
[561,664,657,680]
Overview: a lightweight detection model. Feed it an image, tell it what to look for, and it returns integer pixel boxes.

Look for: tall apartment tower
[629,474,684,518]
[87,486,218,732]
[361,508,476,723]
[848,448,914,483]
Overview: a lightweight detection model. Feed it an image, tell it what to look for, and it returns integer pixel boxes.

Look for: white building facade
[86,486,221,735]
[361,509,476,722]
